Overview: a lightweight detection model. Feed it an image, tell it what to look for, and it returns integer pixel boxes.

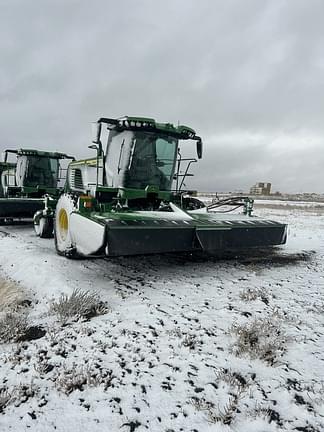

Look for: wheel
[34,217,53,238]
[54,194,78,258]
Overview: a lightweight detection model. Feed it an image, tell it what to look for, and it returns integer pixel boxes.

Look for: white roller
[70,213,105,256]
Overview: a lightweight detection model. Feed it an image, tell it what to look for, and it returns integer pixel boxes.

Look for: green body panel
[0,198,44,219]
[69,157,97,167]
[15,186,61,196]
[78,208,285,231]
[117,187,171,201]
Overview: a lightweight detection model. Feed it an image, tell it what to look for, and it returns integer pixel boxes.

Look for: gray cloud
[0,0,323,192]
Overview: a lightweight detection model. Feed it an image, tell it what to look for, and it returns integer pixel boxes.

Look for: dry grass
[0,277,34,343]
[0,278,26,312]
[214,368,249,391]
[55,363,114,394]
[0,383,39,412]
[50,288,109,323]
[190,368,249,425]
[0,311,30,343]
[239,287,270,304]
[167,327,201,350]
[230,316,288,364]
[248,403,283,426]
[0,388,11,413]
[181,334,200,350]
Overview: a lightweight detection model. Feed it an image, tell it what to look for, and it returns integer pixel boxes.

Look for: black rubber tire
[34,217,54,238]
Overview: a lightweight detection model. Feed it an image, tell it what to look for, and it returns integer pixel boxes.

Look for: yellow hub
[58,208,68,240]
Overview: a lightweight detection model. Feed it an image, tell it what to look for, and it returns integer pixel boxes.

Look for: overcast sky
[0,0,323,193]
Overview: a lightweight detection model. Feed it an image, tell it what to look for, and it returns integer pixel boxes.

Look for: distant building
[250,182,271,195]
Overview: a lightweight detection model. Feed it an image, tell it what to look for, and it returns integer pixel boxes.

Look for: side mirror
[196,138,203,159]
[91,121,102,144]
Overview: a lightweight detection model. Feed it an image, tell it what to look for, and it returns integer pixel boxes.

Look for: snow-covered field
[0,202,323,432]
[255,199,324,210]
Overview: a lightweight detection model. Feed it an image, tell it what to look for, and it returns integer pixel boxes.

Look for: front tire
[54,194,78,258]
[34,217,54,238]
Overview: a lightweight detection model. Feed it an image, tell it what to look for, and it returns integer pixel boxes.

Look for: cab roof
[98,116,198,140]
[4,149,74,159]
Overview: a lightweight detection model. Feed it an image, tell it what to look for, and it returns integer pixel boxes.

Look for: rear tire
[34,217,53,238]
[54,194,79,258]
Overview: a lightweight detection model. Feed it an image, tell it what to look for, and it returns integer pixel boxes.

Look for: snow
[0,202,323,431]
[255,199,324,208]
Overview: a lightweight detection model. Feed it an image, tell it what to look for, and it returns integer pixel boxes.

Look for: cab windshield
[25,156,59,188]
[125,132,177,190]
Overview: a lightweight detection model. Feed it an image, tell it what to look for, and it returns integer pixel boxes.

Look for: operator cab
[105,129,177,191]
[2,149,74,197]
[17,155,59,189]
[91,116,203,195]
